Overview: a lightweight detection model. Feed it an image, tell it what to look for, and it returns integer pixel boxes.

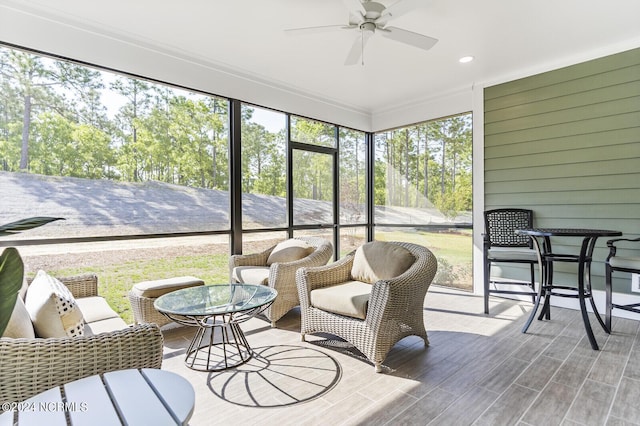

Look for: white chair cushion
[266,239,314,266]
[1,297,36,339]
[25,270,86,338]
[488,247,538,261]
[310,280,372,320]
[351,241,415,284]
[232,266,270,285]
[610,256,640,271]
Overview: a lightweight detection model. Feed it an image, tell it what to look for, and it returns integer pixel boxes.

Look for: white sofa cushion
[25,270,86,338]
[266,239,314,266]
[1,297,36,339]
[351,241,415,284]
[310,280,372,319]
[83,317,128,336]
[75,296,120,323]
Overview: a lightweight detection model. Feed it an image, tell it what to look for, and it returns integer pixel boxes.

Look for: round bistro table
[0,368,195,425]
[516,228,622,350]
[154,284,277,371]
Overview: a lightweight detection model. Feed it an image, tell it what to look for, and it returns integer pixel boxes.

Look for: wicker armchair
[296,241,437,372]
[229,236,333,326]
[0,275,164,404]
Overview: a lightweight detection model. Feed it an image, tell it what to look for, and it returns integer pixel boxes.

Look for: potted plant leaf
[0,217,64,336]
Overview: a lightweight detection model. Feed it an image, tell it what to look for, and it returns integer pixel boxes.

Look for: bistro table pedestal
[516,228,622,350]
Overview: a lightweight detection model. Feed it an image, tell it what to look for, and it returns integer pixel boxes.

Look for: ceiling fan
[284,0,438,66]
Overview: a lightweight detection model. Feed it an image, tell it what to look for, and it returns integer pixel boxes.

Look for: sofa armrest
[0,323,163,404]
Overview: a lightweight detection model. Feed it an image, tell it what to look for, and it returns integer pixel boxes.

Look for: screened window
[240,105,287,229]
[292,150,334,226]
[374,113,472,225]
[0,45,230,239]
[373,113,473,290]
[339,128,366,225]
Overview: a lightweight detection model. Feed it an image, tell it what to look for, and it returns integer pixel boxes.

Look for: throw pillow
[351,241,415,284]
[1,297,36,339]
[266,239,314,266]
[25,270,86,338]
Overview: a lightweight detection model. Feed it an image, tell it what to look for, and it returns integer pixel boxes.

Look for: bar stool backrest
[484,208,534,248]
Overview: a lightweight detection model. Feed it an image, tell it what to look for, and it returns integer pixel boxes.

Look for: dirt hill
[0,171,466,239]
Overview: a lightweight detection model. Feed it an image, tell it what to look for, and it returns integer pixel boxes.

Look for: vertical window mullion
[366,131,375,242]
[286,114,294,239]
[229,99,243,254]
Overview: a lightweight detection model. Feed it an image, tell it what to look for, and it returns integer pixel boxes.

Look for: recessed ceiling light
[459,56,474,63]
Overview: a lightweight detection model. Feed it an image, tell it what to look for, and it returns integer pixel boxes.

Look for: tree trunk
[355,138,360,205]
[19,94,31,170]
[423,128,429,206]
[452,152,457,191]
[212,143,217,189]
[404,129,409,207]
[440,139,446,195]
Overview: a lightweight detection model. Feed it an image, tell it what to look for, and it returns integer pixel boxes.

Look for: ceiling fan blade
[380,26,438,51]
[284,24,355,35]
[344,31,372,66]
[381,0,418,21]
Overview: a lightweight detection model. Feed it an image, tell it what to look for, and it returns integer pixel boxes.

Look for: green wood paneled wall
[484,47,640,294]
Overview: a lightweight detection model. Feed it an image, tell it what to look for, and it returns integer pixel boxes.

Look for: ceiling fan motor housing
[360,1,386,32]
[363,1,386,19]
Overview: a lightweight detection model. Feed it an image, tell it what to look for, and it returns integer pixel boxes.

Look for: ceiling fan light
[360,22,377,32]
[459,56,474,63]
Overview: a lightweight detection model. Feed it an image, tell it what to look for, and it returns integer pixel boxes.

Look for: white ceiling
[2,0,640,124]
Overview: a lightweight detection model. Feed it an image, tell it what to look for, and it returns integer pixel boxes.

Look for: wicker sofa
[0,274,163,404]
[229,236,333,327]
[296,241,438,372]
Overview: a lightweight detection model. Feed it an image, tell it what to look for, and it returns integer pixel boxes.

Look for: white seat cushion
[25,270,86,338]
[310,280,372,320]
[1,297,36,339]
[266,239,314,266]
[351,241,415,284]
[232,266,270,285]
[76,296,120,323]
[83,317,128,336]
[488,247,538,261]
[610,256,640,271]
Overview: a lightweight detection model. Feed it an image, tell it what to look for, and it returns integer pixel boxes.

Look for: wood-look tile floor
[160,288,640,425]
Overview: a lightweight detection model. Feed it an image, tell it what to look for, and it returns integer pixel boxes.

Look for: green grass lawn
[44,253,230,324]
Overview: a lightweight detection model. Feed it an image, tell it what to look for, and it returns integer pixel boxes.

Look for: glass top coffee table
[155,284,277,371]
